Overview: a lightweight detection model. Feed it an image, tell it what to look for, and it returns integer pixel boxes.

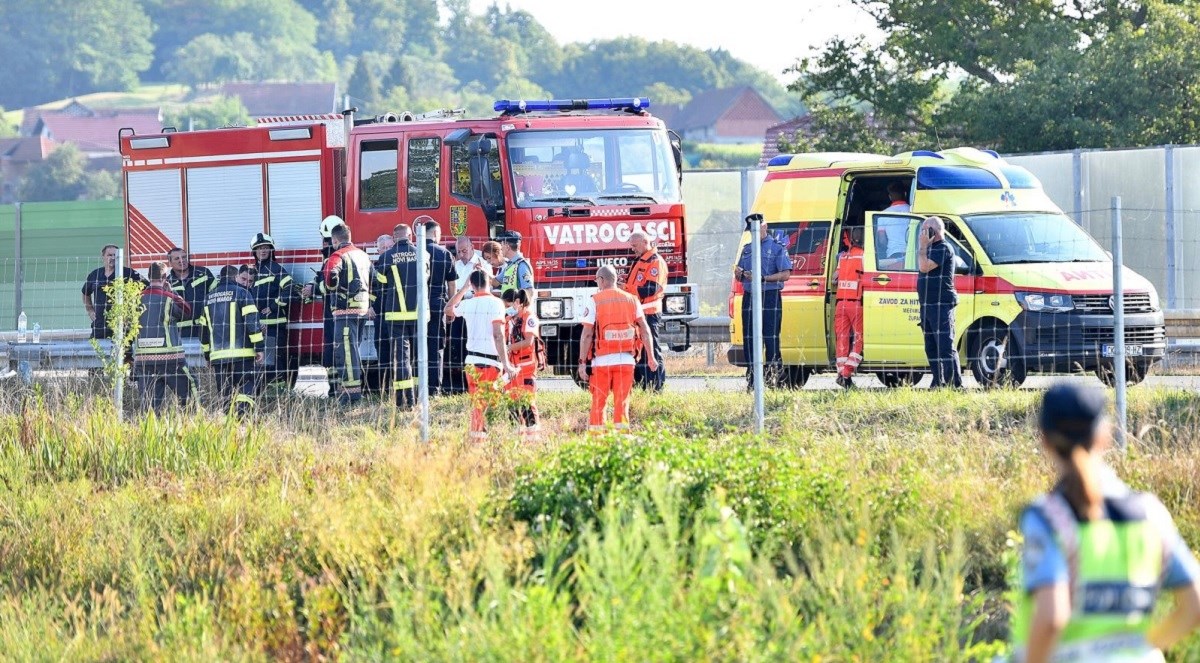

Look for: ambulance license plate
[1102,344,1142,357]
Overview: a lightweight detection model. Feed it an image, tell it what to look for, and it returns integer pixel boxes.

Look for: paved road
[292,366,1200,396]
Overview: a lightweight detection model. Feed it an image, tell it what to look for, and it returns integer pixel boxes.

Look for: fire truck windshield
[507,129,681,207]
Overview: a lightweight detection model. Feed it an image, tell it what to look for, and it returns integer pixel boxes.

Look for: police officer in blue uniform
[917,215,963,388]
[735,215,793,389]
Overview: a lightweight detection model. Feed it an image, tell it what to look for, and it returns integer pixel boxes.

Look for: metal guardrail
[5,311,1200,371]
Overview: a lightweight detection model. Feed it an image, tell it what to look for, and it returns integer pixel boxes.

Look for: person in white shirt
[444,236,493,395]
[445,270,515,441]
[878,180,913,270]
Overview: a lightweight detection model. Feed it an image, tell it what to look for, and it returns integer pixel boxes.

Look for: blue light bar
[494,98,651,114]
[767,154,794,167]
[911,150,944,159]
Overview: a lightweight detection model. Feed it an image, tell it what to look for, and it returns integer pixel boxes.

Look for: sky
[467,0,878,85]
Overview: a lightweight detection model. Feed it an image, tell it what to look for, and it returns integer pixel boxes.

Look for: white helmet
[320,215,345,239]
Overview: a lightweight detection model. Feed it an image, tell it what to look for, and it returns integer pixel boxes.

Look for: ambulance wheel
[969,323,1026,388]
[781,365,811,390]
[1095,359,1149,387]
[876,370,923,388]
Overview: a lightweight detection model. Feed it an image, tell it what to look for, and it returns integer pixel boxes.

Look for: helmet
[250,232,275,250]
[320,215,345,239]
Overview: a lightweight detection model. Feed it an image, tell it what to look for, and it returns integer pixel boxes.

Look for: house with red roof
[217,82,338,119]
[0,135,57,202]
[657,87,784,145]
[759,116,813,167]
[20,100,162,162]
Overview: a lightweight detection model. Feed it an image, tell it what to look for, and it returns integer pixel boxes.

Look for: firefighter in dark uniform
[199,265,264,417]
[250,232,299,392]
[734,217,793,389]
[318,223,375,404]
[133,261,196,410]
[374,223,423,408]
[167,247,215,339]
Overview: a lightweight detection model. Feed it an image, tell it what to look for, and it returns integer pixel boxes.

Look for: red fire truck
[118,98,698,381]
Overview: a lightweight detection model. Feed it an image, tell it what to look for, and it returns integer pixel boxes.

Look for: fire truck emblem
[450,205,468,237]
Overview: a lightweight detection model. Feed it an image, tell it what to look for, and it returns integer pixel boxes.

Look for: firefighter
[419,216,458,396]
[834,227,865,389]
[250,233,299,392]
[133,261,195,410]
[1012,383,1200,661]
[444,270,516,441]
[82,243,146,340]
[503,287,540,442]
[577,265,658,433]
[624,230,668,391]
[302,215,346,398]
[374,223,421,409]
[318,222,374,404]
[167,247,215,339]
[199,265,264,417]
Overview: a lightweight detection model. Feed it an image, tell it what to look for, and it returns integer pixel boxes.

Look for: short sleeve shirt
[83,267,146,333]
[736,238,793,292]
[454,293,506,359]
[916,240,957,306]
[454,251,493,297]
[1020,467,1200,593]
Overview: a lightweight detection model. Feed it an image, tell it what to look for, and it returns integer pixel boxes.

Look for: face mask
[506,307,517,317]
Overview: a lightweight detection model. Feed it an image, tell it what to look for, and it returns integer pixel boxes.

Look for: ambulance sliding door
[862,212,926,365]
[774,221,831,366]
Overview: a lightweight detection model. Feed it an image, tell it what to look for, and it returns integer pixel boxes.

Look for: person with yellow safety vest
[834,227,865,389]
[503,287,541,442]
[374,223,423,409]
[623,230,669,392]
[166,247,215,339]
[133,261,196,410]
[578,265,659,433]
[199,265,264,417]
[1011,383,1200,662]
[496,230,534,304]
[316,222,375,405]
[250,232,299,391]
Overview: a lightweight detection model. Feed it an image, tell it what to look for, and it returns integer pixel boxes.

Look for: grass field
[1,379,1199,660]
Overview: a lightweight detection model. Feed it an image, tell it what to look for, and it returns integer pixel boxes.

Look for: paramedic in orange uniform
[503,288,541,442]
[578,265,659,433]
[624,230,669,391]
[834,227,865,389]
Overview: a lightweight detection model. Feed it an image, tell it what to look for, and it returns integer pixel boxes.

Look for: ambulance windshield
[507,129,681,207]
[964,213,1109,264]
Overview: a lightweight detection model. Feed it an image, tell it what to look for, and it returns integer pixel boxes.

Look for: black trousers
[378,323,417,408]
[921,302,962,388]
[442,316,469,396]
[634,313,666,391]
[741,288,784,384]
[427,314,446,395]
[133,359,193,410]
[322,311,337,396]
[213,359,256,416]
[259,325,292,390]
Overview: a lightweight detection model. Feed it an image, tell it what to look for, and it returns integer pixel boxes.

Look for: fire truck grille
[539,248,686,282]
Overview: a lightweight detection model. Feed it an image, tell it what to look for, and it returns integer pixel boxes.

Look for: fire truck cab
[119,97,698,381]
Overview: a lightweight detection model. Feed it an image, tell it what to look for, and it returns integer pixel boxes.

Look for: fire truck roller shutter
[187,164,265,257]
[268,161,323,252]
[127,169,185,263]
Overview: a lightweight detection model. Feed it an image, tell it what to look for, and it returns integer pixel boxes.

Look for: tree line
[0,0,797,119]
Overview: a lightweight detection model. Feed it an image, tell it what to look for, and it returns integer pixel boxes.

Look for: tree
[348,55,383,111]
[796,0,1200,151]
[19,144,119,202]
[0,0,154,108]
[777,103,924,155]
[163,96,253,131]
[0,108,15,138]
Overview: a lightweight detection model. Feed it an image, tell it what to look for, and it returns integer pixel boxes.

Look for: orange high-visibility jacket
[589,289,641,357]
[624,250,668,315]
[836,246,865,301]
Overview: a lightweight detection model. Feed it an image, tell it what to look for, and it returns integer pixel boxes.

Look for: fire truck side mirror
[668,130,684,184]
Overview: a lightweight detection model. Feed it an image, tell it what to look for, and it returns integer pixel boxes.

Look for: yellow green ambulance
[728,147,1166,388]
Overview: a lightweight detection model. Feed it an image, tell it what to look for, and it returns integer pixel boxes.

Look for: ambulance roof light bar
[494,98,651,115]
